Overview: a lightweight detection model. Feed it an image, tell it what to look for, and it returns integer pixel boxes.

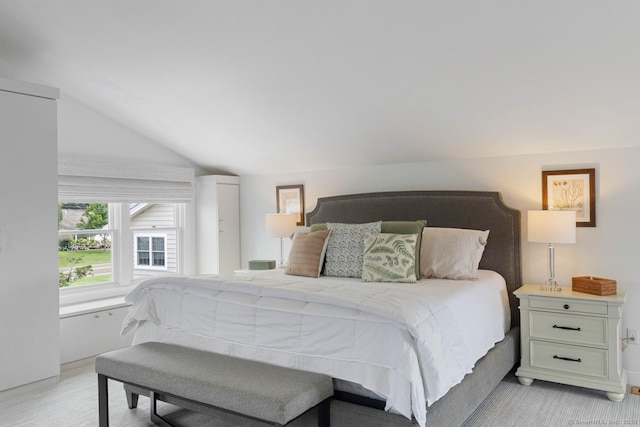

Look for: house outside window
[130,203,180,280]
[135,235,167,269]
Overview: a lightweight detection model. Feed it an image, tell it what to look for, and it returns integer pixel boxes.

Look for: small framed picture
[542,168,596,227]
[276,185,304,226]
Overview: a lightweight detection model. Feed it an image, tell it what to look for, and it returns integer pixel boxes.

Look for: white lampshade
[528,210,576,244]
[265,213,298,238]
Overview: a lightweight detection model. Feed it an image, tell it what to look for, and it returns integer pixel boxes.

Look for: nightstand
[514,284,627,401]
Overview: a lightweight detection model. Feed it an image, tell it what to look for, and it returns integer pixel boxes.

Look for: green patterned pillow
[361,233,418,283]
[325,221,382,277]
[381,220,426,277]
[311,221,426,276]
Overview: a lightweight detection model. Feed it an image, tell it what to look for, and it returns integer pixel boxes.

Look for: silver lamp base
[540,243,562,292]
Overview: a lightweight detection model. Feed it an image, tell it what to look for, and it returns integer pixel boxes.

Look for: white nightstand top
[514,284,626,303]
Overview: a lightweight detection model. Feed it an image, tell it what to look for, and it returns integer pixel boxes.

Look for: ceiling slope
[0,1,638,175]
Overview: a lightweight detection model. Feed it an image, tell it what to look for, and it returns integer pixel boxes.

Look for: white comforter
[122,269,510,426]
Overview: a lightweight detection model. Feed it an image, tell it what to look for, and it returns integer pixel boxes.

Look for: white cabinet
[0,77,59,391]
[514,284,627,401]
[60,305,133,364]
[196,175,240,274]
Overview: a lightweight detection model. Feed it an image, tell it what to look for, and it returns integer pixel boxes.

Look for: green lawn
[59,249,112,287]
[71,275,112,286]
[59,249,111,267]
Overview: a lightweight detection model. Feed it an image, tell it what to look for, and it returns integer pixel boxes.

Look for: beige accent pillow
[285,229,331,278]
[420,227,489,280]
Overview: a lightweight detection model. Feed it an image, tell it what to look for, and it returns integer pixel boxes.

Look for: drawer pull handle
[563,304,570,309]
[553,325,581,331]
[553,355,581,363]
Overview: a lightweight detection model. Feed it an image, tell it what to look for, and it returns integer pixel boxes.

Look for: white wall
[58,94,205,172]
[239,146,640,386]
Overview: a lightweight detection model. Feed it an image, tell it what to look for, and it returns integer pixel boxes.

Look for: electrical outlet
[631,386,640,396]
[628,328,638,345]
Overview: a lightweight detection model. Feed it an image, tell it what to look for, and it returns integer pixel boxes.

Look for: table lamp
[265,213,298,268]
[528,210,576,291]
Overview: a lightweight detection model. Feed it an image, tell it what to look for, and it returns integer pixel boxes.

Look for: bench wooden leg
[150,390,175,427]
[98,374,109,427]
[125,390,139,409]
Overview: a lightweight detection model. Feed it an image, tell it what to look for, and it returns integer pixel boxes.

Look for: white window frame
[58,204,129,304]
[134,233,168,270]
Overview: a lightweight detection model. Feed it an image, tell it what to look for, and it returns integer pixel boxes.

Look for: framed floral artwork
[542,168,596,227]
[276,185,304,226]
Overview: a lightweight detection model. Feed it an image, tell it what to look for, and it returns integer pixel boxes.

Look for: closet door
[0,79,59,391]
[216,182,240,274]
[196,175,240,274]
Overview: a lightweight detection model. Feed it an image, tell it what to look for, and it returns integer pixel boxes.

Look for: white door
[217,183,240,273]
[0,83,59,391]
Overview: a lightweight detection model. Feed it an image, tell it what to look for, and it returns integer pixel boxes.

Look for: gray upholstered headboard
[306,191,522,328]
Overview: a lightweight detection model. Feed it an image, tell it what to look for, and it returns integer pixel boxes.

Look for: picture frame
[542,168,596,227]
[276,185,304,226]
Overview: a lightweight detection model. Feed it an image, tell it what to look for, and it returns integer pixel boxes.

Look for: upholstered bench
[95,342,333,426]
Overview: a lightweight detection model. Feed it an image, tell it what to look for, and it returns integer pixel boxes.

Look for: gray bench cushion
[95,342,333,425]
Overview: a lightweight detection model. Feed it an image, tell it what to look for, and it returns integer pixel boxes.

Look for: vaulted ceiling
[1,1,638,175]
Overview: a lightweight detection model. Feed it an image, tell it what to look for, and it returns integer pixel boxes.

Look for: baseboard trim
[626,370,640,392]
[61,356,95,373]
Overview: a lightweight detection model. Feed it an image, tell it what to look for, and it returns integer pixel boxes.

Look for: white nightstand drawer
[529,311,607,347]
[529,296,607,315]
[530,340,608,379]
[515,285,626,398]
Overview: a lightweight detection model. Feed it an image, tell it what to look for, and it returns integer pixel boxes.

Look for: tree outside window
[58,203,112,287]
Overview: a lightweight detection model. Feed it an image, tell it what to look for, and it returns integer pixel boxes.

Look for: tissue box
[248,260,276,270]
[572,276,617,296]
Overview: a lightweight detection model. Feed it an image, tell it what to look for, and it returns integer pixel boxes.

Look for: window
[135,235,167,269]
[57,158,195,305]
[58,203,113,288]
[58,203,187,291]
[130,203,182,280]
[58,201,192,309]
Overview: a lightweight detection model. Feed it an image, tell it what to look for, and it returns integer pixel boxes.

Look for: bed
[121,190,522,426]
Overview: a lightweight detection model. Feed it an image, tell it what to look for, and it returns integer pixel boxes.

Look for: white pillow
[324,221,382,278]
[420,227,489,280]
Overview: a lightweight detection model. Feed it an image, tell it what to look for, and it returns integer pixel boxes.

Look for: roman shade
[58,158,194,203]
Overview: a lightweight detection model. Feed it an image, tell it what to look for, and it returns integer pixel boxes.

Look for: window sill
[59,282,141,318]
[59,296,131,319]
